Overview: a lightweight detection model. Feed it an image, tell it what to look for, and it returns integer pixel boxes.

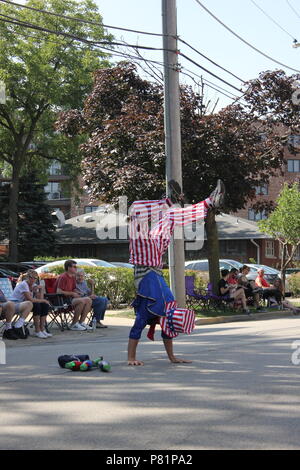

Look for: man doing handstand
[127,180,225,365]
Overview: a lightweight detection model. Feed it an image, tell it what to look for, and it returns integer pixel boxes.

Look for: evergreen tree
[0,173,56,260]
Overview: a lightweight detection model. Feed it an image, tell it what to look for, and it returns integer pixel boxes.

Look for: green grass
[105,297,300,320]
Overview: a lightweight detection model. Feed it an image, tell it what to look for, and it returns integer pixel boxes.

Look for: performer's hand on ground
[128,359,144,366]
[169,356,192,364]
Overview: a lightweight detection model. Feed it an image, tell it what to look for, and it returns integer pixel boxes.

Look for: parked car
[245,263,291,293]
[21,261,48,268]
[0,262,35,274]
[185,258,259,282]
[0,267,19,287]
[111,262,134,269]
[35,258,116,274]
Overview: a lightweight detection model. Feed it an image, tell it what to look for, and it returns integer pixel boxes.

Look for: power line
[0,0,169,38]
[0,8,246,107]
[178,37,246,83]
[286,0,300,21]
[178,51,243,93]
[250,0,298,42]
[193,0,300,73]
[0,12,174,53]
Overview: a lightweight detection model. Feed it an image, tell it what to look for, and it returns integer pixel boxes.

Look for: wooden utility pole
[162,0,185,307]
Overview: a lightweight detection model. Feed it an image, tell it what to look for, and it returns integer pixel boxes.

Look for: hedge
[45,265,207,309]
[288,273,300,296]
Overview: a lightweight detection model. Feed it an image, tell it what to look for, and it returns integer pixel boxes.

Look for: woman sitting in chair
[10,270,52,339]
[218,269,250,315]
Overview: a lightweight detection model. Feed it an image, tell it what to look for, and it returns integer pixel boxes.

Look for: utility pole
[162,0,186,307]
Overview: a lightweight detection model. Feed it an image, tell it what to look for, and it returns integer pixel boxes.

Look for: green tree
[258,182,300,291]
[57,63,288,291]
[0,172,57,259]
[0,0,112,260]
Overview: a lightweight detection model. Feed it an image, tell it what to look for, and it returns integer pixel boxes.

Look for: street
[1,315,300,450]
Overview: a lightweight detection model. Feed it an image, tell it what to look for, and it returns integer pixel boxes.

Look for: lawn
[106,297,300,319]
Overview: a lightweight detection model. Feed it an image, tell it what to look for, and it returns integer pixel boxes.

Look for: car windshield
[90,260,115,267]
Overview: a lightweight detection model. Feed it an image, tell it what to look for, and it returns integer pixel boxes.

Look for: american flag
[129,197,211,268]
[160,301,195,338]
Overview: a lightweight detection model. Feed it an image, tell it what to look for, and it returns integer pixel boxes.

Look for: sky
[96,0,300,110]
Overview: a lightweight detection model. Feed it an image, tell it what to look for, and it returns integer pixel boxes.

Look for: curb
[195,309,296,325]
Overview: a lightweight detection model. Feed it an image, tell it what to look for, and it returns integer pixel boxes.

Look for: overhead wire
[193,0,300,73]
[250,0,298,42]
[0,12,175,52]
[0,0,169,37]
[178,51,243,93]
[0,4,250,108]
[286,0,300,21]
[177,37,246,83]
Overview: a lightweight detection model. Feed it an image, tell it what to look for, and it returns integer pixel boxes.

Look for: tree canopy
[258,182,300,284]
[0,0,112,260]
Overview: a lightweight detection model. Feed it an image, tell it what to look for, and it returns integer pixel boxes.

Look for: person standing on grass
[127,180,226,366]
[55,260,93,331]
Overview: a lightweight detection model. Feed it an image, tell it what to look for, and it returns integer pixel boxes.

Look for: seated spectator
[218,269,250,314]
[10,270,52,339]
[238,265,263,311]
[270,278,300,314]
[55,260,92,331]
[227,268,239,285]
[76,269,109,328]
[255,268,282,304]
[0,287,32,340]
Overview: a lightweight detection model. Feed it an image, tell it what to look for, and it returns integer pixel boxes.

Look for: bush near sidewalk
[288,273,300,297]
[46,266,207,309]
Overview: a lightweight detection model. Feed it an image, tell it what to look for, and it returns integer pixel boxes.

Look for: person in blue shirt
[75,269,108,328]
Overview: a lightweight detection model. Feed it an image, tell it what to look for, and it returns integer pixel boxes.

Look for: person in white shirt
[10,270,52,339]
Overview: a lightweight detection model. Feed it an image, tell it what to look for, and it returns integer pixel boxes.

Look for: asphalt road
[1,315,300,450]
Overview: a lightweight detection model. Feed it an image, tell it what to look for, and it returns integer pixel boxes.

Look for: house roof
[55,210,269,245]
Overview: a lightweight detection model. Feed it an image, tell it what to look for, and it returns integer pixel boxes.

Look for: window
[287,135,300,150]
[48,161,62,176]
[294,246,300,260]
[255,183,268,195]
[248,209,267,221]
[44,182,61,199]
[265,240,275,258]
[84,206,98,213]
[287,159,300,173]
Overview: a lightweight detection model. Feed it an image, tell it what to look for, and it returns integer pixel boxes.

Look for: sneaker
[80,322,93,331]
[2,328,19,340]
[168,179,187,207]
[70,322,86,331]
[41,330,53,337]
[33,331,47,339]
[209,179,226,208]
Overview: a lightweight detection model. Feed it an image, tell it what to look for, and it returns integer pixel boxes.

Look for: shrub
[288,273,300,296]
[44,266,208,308]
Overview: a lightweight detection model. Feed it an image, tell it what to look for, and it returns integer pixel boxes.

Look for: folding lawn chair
[43,278,75,331]
[185,276,209,310]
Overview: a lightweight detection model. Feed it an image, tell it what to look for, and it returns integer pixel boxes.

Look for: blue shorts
[129,271,174,340]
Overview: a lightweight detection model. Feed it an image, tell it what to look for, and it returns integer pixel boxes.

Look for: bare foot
[169,357,192,364]
[128,360,144,366]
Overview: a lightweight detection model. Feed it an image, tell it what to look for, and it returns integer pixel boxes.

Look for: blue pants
[91,296,108,321]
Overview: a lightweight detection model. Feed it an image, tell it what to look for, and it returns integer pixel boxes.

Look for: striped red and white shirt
[129,197,211,268]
